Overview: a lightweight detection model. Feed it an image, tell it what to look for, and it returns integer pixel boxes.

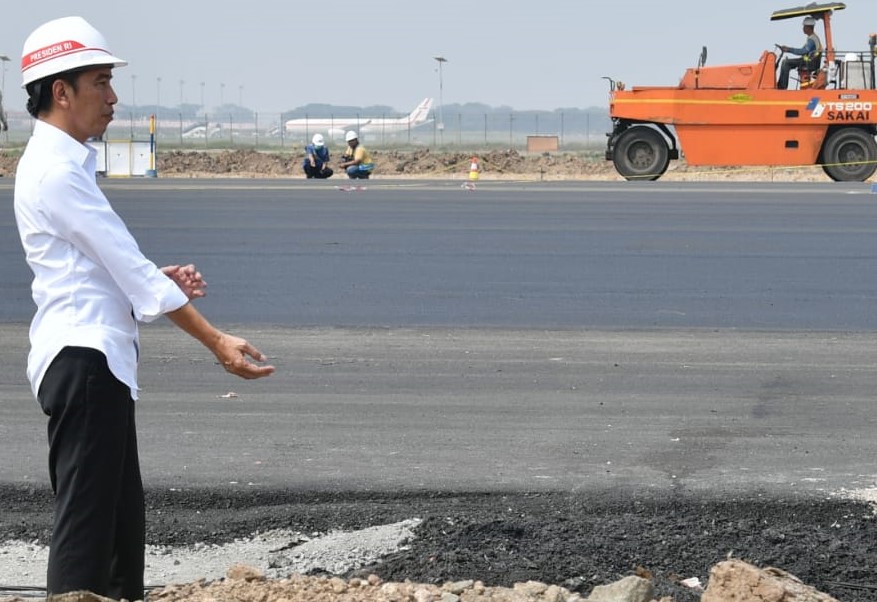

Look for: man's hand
[162,264,207,300]
[165,303,275,380]
[213,332,276,379]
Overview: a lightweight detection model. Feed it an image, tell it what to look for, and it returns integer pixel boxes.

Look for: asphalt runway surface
[1,178,876,599]
[4,178,877,331]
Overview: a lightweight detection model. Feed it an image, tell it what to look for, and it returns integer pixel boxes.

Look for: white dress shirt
[14,120,189,400]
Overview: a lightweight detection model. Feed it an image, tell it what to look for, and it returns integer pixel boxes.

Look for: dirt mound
[152,148,610,180]
[2,148,831,181]
[157,149,295,177]
[379,149,614,179]
[0,152,18,178]
[148,149,829,181]
[2,148,605,180]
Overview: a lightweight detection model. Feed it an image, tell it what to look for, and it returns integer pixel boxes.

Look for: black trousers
[303,164,334,178]
[38,347,144,601]
[778,57,806,90]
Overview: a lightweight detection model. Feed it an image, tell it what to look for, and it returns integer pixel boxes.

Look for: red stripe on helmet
[21,40,106,72]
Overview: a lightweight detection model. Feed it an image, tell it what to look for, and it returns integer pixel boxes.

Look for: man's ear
[51,79,72,109]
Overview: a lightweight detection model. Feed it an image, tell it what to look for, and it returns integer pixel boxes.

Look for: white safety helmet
[312,133,325,147]
[21,16,127,88]
[345,130,358,142]
[802,16,817,27]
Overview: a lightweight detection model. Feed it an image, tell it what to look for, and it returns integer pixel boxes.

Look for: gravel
[2,485,877,601]
[0,519,422,590]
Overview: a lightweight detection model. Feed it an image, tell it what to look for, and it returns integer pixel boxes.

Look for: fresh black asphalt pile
[2,485,876,601]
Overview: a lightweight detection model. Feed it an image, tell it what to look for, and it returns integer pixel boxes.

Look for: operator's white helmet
[345,130,358,142]
[312,133,325,147]
[803,16,816,27]
[21,16,127,88]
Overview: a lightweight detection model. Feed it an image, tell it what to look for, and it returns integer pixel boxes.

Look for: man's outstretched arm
[165,303,275,379]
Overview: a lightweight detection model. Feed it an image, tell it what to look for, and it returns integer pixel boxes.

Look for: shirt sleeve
[791,39,815,56]
[39,163,189,322]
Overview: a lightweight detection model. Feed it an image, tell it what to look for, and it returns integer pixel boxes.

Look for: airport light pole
[131,74,137,137]
[179,79,184,108]
[220,82,225,107]
[433,56,447,145]
[200,81,205,116]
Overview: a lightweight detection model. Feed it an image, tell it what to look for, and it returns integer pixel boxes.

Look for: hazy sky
[2,1,875,115]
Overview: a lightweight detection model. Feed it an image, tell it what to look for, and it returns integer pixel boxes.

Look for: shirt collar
[33,119,95,170]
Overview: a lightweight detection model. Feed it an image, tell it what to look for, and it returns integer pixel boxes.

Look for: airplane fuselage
[283,98,434,140]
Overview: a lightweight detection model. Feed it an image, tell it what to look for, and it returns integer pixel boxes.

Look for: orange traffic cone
[469,156,480,181]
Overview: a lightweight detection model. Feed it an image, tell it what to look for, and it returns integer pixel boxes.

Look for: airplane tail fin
[408,98,434,124]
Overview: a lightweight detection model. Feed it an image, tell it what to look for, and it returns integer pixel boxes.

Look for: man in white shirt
[14,16,275,600]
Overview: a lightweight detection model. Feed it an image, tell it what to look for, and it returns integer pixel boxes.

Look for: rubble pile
[2,560,842,602]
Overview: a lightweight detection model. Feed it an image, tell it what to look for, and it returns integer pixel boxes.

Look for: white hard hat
[345,130,358,142]
[312,133,325,147]
[21,16,127,88]
[803,16,816,27]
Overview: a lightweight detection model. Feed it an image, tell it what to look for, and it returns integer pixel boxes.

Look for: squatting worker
[338,130,375,179]
[302,133,333,178]
[13,16,275,600]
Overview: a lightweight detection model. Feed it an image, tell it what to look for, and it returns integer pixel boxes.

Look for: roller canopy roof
[770,2,845,21]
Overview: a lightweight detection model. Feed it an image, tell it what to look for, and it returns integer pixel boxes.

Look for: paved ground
[1,179,876,600]
[3,325,877,495]
[3,326,876,600]
[4,178,877,330]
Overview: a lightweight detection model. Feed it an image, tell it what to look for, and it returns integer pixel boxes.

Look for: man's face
[349,138,359,148]
[62,66,118,142]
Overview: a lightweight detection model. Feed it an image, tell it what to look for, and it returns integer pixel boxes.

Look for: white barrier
[87,139,154,177]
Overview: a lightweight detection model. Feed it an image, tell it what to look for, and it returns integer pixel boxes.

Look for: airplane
[283,98,433,140]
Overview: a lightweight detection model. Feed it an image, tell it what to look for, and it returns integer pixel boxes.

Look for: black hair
[25,70,83,118]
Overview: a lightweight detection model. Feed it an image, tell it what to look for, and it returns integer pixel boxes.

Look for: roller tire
[612,127,671,182]
[821,128,877,182]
